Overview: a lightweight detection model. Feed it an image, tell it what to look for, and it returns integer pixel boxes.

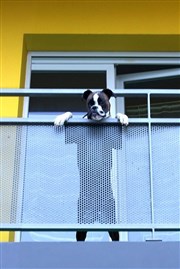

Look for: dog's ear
[102,88,116,99]
[82,89,92,100]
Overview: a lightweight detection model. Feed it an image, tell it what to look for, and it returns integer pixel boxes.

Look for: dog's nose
[91,106,105,117]
[99,110,105,115]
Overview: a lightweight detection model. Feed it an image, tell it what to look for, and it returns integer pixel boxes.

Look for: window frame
[24,51,180,117]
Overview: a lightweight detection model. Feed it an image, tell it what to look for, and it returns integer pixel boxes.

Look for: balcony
[1,89,179,231]
[0,89,180,268]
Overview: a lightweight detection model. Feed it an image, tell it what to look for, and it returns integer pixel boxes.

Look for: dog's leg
[108,231,119,241]
[54,112,72,126]
[76,231,87,241]
[116,113,129,126]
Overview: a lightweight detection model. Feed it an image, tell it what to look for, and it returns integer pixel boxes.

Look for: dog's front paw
[116,113,129,126]
[54,112,73,126]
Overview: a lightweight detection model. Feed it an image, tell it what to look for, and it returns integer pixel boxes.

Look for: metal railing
[0,89,179,232]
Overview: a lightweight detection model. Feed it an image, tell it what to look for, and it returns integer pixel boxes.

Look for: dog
[54,89,128,241]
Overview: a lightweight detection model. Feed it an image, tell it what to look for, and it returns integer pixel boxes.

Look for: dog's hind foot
[76,231,87,241]
[108,231,119,241]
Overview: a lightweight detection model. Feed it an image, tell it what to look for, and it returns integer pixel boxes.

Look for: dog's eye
[98,97,102,104]
[98,97,105,107]
[89,100,95,107]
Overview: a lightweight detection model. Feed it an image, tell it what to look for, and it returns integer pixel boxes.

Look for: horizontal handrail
[0,89,179,97]
[1,224,179,232]
[0,117,180,124]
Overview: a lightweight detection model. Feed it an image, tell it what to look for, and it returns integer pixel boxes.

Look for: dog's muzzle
[88,106,106,121]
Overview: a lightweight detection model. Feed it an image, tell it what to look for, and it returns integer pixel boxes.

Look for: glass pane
[151,96,180,118]
[124,75,179,118]
[124,76,180,89]
[116,65,180,76]
[29,96,86,114]
[30,71,106,89]
[29,71,106,114]
[125,97,147,118]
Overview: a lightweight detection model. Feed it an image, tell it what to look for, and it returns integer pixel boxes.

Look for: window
[29,70,106,114]
[116,67,180,118]
[25,63,115,119]
[20,52,180,242]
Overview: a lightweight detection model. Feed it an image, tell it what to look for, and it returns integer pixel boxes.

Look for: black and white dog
[54,89,128,126]
[54,89,128,241]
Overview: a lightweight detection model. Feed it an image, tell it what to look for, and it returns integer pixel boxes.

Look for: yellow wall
[1,1,180,88]
[0,0,179,241]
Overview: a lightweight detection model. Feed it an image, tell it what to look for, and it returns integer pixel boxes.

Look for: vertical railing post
[147,93,155,238]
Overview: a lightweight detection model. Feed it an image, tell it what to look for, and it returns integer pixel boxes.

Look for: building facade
[0,0,179,242]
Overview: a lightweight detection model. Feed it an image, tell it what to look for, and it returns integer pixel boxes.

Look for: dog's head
[82,89,115,121]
